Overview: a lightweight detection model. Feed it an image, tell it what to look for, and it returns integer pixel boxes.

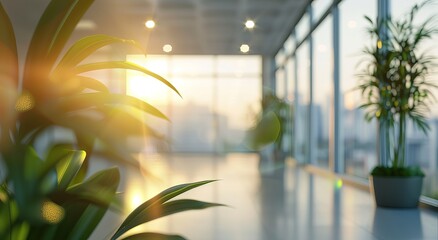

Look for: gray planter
[369,176,423,208]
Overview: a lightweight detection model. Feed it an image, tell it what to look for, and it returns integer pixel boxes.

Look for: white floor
[91,153,438,240]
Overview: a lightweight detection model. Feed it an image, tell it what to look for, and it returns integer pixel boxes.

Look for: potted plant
[0,0,222,239]
[245,91,291,162]
[357,1,437,208]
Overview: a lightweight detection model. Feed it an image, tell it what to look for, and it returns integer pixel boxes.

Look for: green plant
[357,0,437,176]
[0,0,222,239]
[245,91,290,152]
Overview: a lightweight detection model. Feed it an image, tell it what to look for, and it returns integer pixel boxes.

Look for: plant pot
[369,176,423,208]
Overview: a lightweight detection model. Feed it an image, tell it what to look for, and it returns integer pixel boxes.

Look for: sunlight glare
[126,55,170,105]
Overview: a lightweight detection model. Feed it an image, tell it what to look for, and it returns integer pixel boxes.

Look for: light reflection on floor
[90,153,438,240]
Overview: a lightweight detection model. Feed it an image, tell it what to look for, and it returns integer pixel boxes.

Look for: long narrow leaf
[120,232,186,240]
[0,2,18,85]
[111,180,217,240]
[66,205,106,240]
[38,144,74,178]
[56,150,87,190]
[46,0,95,65]
[47,92,169,120]
[0,2,19,149]
[52,167,119,239]
[24,0,82,87]
[126,199,224,226]
[54,34,144,73]
[70,76,110,93]
[25,0,94,69]
[72,61,181,97]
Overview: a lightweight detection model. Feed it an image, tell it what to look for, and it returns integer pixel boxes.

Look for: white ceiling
[3,0,310,56]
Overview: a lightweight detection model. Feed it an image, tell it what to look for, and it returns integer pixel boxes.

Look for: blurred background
[2,0,437,239]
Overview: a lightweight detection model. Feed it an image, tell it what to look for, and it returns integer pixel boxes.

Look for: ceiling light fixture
[245,20,255,29]
[145,20,155,29]
[163,44,172,53]
[240,44,250,53]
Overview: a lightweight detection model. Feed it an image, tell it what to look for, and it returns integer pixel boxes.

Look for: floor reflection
[89,153,438,240]
[372,208,424,240]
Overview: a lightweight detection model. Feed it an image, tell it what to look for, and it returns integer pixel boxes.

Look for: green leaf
[0,187,18,239]
[54,34,144,73]
[67,167,120,199]
[96,106,164,138]
[111,180,217,240]
[0,2,19,149]
[24,0,95,73]
[52,167,120,240]
[364,15,373,25]
[65,205,106,240]
[120,232,186,240]
[55,150,87,190]
[4,146,47,223]
[23,0,93,96]
[50,75,110,95]
[130,199,224,225]
[47,92,169,120]
[245,111,281,150]
[73,76,110,92]
[72,61,181,97]
[0,2,18,85]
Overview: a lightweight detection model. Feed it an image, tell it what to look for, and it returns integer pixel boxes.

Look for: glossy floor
[91,153,438,240]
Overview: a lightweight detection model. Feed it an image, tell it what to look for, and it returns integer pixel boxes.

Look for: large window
[295,13,310,43]
[312,0,332,22]
[295,42,310,163]
[392,0,438,200]
[276,67,286,99]
[339,0,377,178]
[286,58,295,156]
[313,15,333,169]
[273,0,438,206]
[127,55,262,153]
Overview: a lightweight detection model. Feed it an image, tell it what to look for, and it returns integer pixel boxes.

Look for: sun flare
[126,55,171,105]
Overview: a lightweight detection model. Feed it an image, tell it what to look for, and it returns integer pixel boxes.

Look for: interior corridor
[91,153,438,240]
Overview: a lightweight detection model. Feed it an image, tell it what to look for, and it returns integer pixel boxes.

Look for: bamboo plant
[357,0,437,176]
[0,0,222,239]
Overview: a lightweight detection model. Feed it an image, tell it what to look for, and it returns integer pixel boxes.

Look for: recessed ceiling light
[145,20,155,29]
[245,20,255,29]
[163,44,172,53]
[240,44,250,53]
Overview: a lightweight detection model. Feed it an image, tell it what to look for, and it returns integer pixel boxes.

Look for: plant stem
[383,116,392,167]
[391,121,398,168]
[398,113,406,167]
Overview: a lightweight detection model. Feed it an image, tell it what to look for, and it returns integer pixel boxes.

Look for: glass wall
[275,67,286,99]
[127,55,262,153]
[285,58,295,156]
[295,42,310,163]
[313,15,333,169]
[274,0,438,204]
[312,0,332,22]
[295,13,309,42]
[339,0,377,178]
